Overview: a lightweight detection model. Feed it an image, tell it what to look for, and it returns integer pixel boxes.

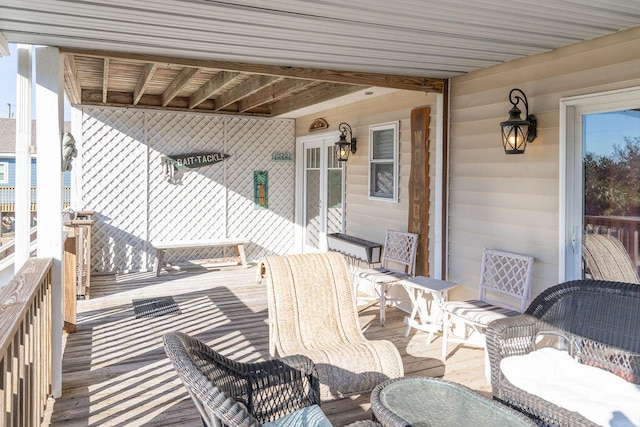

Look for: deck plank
[43,266,489,427]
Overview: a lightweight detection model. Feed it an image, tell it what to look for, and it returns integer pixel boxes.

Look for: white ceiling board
[1,0,638,78]
[280,87,401,119]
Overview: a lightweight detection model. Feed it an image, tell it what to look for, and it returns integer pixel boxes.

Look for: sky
[0,43,71,119]
[584,110,640,157]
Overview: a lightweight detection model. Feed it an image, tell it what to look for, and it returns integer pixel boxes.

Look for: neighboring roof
[1,2,639,117]
[0,119,71,154]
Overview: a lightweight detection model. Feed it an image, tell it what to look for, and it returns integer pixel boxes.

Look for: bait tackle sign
[162,152,230,170]
[162,152,230,183]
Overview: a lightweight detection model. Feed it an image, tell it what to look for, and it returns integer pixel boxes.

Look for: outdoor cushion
[443,299,518,326]
[353,267,409,284]
[263,404,332,427]
[500,347,640,426]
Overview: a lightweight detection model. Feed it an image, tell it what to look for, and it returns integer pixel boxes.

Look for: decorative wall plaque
[162,151,230,183]
[408,107,431,276]
[309,118,329,132]
[254,170,268,209]
[271,151,293,162]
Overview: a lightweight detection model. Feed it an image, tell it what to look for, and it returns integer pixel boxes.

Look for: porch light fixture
[500,88,537,154]
[335,122,357,161]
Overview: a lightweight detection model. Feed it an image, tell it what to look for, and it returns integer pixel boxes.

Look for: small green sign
[254,171,268,210]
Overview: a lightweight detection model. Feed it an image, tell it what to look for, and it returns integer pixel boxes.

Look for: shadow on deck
[44,265,488,427]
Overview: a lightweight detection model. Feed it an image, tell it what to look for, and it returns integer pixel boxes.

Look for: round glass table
[370,377,536,427]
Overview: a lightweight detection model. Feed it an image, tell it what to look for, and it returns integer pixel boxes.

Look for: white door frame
[294,131,342,253]
[559,86,640,281]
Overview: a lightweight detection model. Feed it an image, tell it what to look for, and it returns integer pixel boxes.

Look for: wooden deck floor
[43,265,489,427]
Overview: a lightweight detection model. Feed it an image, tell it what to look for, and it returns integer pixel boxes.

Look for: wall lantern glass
[335,122,357,161]
[500,88,537,154]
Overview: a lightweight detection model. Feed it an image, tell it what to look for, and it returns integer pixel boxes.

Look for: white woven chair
[441,248,534,377]
[352,230,419,326]
[260,251,404,401]
[582,233,639,283]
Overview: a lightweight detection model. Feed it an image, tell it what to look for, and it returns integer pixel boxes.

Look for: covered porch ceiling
[1,1,639,118]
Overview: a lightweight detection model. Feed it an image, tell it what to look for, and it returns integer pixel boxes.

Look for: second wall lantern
[500,88,537,154]
[335,122,357,161]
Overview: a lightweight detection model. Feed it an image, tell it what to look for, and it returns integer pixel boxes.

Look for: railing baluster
[0,258,53,427]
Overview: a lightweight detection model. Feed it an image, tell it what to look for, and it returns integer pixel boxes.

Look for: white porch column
[15,44,32,272]
[35,46,64,398]
[70,106,83,209]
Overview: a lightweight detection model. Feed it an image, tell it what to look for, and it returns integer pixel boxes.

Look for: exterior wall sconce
[335,122,357,161]
[500,88,537,154]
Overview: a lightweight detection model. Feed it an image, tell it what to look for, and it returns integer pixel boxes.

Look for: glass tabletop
[374,377,535,427]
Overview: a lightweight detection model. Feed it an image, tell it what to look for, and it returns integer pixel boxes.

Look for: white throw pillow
[501,347,640,427]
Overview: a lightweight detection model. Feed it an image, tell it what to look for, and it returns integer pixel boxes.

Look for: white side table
[399,276,458,344]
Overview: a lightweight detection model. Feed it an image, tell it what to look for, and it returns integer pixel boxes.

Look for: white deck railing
[0,257,53,427]
[0,187,71,212]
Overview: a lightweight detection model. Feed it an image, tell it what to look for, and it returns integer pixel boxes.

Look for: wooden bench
[152,238,250,276]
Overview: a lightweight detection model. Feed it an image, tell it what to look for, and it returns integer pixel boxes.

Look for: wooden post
[36,45,64,398]
[63,233,77,333]
[408,107,431,277]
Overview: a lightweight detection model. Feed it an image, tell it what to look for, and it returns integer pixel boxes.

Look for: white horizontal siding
[296,90,439,308]
[448,26,640,300]
[296,90,438,247]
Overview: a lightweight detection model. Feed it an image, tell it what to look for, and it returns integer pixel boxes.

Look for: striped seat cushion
[442,299,519,326]
[353,268,409,284]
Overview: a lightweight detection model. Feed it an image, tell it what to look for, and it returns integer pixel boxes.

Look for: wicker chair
[352,230,419,326]
[486,280,640,426]
[164,331,326,427]
[261,251,404,401]
[582,233,639,283]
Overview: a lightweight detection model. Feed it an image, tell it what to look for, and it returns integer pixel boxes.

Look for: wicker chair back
[582,233,639,283]
[163,331,320,427]
[261,251,404,400]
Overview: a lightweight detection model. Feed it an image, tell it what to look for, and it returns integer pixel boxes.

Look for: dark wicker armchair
[486,280,640,426]
[163,331,326,427]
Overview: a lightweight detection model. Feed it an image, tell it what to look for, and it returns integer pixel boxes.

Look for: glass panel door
[561,89,640,281]
[304,146,322,251]
[326,146,343,236]
[302,138,344,253]
[583,109,640,276]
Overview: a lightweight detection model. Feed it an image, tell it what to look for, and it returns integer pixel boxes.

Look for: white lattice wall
[79,108,296,273]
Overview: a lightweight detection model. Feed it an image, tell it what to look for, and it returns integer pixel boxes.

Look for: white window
[369,122,399,201]
[0,163,8,184]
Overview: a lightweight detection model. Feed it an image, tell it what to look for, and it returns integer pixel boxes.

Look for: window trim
[368,121,399,202]
[0,162,9,184]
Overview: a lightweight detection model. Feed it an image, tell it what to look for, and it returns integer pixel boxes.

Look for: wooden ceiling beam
[102,58,109,104]
[214,75,279,110]
[238,79,314,112]
[189,71,239,109]
[270,83,365,117]
[62,54,82,104]
[60,48,445,93]
[162,67,202,107]
[80,89,271,116]
[133,63,157,106]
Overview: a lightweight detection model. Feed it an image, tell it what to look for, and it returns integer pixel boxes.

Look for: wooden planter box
[326,233,382,264]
